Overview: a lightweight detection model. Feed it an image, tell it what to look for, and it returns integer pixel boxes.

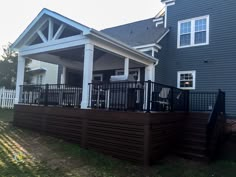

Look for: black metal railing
[19,84,82,107]
[189,91,218,112]
[88,81,189,112]
[206,89,226,159]
[19,82,224,114]
[88,81,146,111]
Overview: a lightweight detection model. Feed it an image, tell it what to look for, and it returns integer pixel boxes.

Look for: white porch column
[145,64,155,82]
[61,66,67,84]
[124,58,129,77]
[15,55,25,104]
[81,43,94,109]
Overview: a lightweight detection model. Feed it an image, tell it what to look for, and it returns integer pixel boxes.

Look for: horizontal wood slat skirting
[13,104,186,166]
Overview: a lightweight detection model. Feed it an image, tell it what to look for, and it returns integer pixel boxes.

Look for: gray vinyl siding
[157,0,236,117]
[156,34,170,85]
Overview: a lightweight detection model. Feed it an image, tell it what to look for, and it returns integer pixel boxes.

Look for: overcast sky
[0,0,163,54]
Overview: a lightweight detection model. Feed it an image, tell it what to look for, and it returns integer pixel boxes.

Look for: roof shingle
[101,18,167,47]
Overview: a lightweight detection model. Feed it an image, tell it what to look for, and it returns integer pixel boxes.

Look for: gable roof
[12,8,91,49]
[101,18,168,47]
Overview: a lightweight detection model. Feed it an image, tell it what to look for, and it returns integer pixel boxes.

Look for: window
[36,74,43,85]
[93,74,103,82]
[177,71,196,89]
[178,15,209,48]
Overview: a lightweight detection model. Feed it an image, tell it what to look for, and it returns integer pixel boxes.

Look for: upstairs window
[178,15,209,48]
[177,71,196,90]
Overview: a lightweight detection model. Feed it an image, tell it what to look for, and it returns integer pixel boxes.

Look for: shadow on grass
[0,121,69,177]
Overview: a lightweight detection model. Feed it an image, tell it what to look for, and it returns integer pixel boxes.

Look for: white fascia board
[86,29,158,65]
[19,35,88,56]
[11,8,91,50]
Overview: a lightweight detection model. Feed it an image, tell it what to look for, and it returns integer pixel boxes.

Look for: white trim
[115,68,141,81]
[156,29,170,43]
[48,18,54,40]
[138,47,153,53]
[93,74,103,81]
[177,15,210,49]
[37,30,47,43]
[134,43,162,50]
[53,24,66,40]
[166,2,175,6]
[153,17,163,22]
[177,70,196,90]
[162,0,175,3]
[164,6,167,28]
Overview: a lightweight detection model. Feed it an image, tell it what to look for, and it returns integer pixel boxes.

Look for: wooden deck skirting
[13,105,186,165]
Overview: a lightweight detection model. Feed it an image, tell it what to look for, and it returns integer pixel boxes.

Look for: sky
[0,0,163,55]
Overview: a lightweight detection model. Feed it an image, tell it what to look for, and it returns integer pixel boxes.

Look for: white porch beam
[15,55,25,104]
[20,35,88,56]
[37,30,48,43]
[81,43,94,109]
[124,58,129,77]
[48,18,54,40]
[53,24,65,40]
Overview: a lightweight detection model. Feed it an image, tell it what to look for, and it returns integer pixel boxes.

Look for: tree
[0,43,31,89]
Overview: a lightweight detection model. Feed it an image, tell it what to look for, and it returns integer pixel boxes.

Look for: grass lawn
[0,109,236,177]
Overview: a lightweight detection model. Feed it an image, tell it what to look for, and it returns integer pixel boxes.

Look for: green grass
[0,109,14,122]
[0,109,236,177]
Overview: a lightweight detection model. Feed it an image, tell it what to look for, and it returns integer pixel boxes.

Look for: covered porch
[12,9,157,110]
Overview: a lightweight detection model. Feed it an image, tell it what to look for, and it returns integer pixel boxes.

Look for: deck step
[176,113,209,160]
[176,151,208,161]
[182,138,207,146]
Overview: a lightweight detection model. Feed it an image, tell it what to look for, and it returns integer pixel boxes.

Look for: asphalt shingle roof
[101,18,167,47]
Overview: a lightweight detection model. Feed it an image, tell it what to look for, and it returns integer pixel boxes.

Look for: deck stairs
[176,112,210,160]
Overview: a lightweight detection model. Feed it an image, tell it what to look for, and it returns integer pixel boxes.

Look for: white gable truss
[12,8,90,49]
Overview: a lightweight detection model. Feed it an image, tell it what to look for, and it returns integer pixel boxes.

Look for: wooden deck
[13,105,187,165]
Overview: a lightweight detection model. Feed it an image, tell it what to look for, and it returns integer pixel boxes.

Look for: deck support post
[61,66,67,84]
[144,64,155,110]
[15,55,25,104]
[81,43,94,109]
[124,58,129,77]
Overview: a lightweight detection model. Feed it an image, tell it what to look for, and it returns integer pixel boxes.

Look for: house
[11,0,227,165]
[28,60,59,85]
[155,0,236,117]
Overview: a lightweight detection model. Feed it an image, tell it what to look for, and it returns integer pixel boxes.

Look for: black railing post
[170,87,174,112]
[44,84,49,106]
[146,80,152,113]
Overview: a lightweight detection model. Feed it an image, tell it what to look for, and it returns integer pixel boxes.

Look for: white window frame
[177,70,196,90]
[115,68,141,81]
[36,74,44,85]
[177,15,209,48]
[93,74,103,81]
